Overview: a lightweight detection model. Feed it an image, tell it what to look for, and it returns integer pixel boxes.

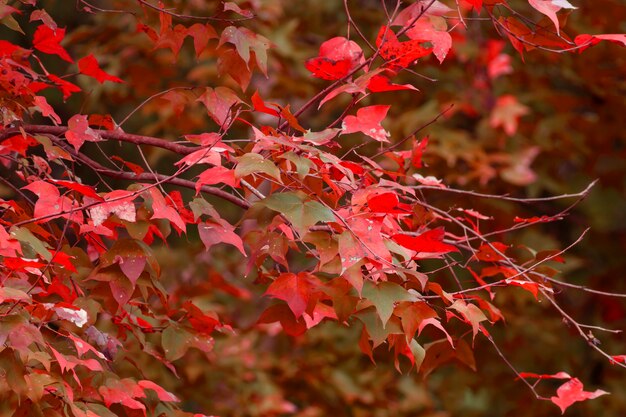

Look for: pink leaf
[195,166,238,194]
[175,148,222,167]
[67,333,107,359]
[29,9,57,30]
[34,96,61,124]
[341,105,391,142]
[145,188,186,232]
[23,180,83,223]
[528,0,576,35]
[550,378,608,414]
[338,216,392,272]
[198,218,246,256]
[52,306,89,327]
[412,173,446,188]
[303,303,337,329]
[117,254,147,285]
[404,19,452,64]
[0,226,22,257]
[137,380,179,402]
[65,114,100,151]
[490,95,529,136]
[418,317,454,347]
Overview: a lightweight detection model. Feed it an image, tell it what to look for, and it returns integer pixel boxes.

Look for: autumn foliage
[0,0,625,416]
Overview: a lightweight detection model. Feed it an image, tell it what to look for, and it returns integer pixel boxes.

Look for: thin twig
[371,103,454,158]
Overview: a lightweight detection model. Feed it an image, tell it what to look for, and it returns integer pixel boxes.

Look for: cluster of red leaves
[0,1,624,416]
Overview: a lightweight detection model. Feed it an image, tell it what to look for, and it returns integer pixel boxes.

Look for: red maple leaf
[98,382,145,410]
[251,90,280,117]
[474,242,508,262]
[411,136,429,168]
[367,74,418,92]
[265,272,320,318]
[51,179,101,200]
[574,33,626,52]
[376,26,432,70]
[22,180,83,223]
[0,134,38,156]
[33,25,73,63]
[89,114,117,130]
[367,192,410,214]
[392,228,459,255]
[186,23,218,57]
[48,74,82,99]
[611,355,626,364]
[78,54,124,83]
[258,304,307,337]
[466,0,482,10]
[392,6,452,63]
[306,57,352,80]
[305,36,364,80]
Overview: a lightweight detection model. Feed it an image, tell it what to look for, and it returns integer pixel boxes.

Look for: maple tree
[0,0,625,416]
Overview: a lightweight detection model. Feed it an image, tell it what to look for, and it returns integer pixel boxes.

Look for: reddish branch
[0,124,250,211]
[136,0,255,22]
[0,124,197,155]
[416,179,599,203]
[75,152,251,209]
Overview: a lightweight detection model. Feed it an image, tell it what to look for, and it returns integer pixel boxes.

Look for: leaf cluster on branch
[0,0,625,416]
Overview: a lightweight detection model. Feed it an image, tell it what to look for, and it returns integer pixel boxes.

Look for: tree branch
[1,124,198,155]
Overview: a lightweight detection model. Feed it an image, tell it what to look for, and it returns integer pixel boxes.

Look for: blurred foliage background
[6,0,625,416]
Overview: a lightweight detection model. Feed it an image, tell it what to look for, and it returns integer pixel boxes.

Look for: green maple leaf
[262,192,335,235]
[362,281,417,326]
[235,153,282,182]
